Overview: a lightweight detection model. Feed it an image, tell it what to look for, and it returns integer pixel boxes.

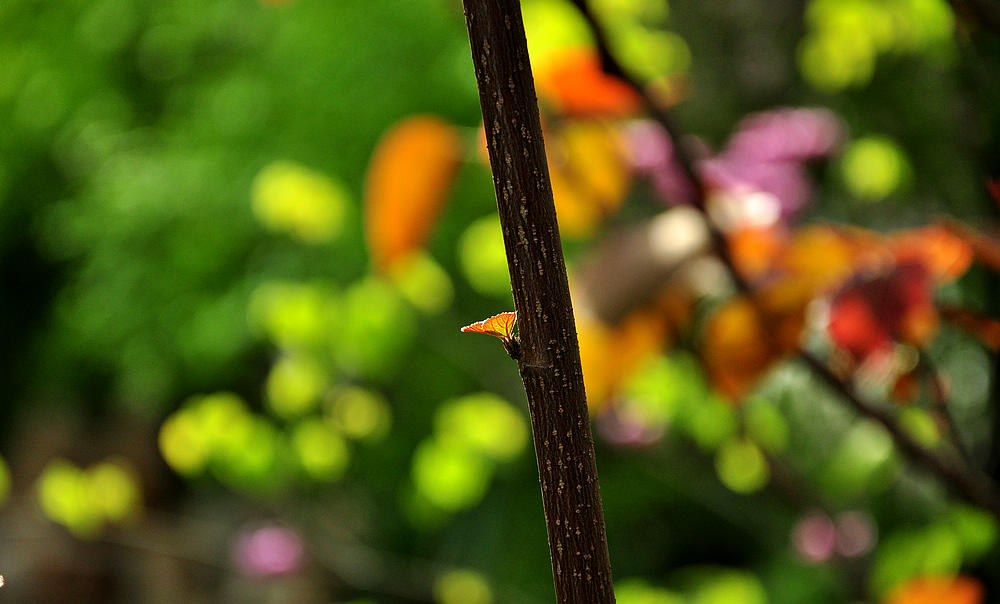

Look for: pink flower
[626,108,844,223]
[233,523,306,577]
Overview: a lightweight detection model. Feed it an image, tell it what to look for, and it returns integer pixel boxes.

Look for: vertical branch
[462,1,616,602]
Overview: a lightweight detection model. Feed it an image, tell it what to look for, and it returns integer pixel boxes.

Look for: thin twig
[947,0,1000,34]
[920,350,975,467]
[571,0,1000,520]
[801,351,1000,517]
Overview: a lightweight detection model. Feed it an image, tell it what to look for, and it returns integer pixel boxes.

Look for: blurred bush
[1,0,999,602]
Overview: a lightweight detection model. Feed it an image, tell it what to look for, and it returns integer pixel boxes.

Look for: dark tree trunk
[461,1,616,602]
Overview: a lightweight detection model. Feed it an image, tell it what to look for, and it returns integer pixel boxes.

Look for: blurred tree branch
[948,0,1000,33]
[570,0,1000,521]
[919,349,974,467]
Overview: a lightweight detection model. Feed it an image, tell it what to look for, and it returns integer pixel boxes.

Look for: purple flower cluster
[627,108,844,224]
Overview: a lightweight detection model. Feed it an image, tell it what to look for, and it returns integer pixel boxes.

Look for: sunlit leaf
[192,393,256,462]
[460,312,517,342]
[365,115,462,271]
[799,0,954,93]
[798,30,877,92]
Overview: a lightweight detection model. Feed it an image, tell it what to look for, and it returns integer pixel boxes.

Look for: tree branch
[920,349,975,467]
[571,0,1000,520]
[462,2,615,602]
[800,351,1000,516]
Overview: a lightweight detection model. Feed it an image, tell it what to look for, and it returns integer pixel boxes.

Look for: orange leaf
[702,298,776,400]
[365,116,462,271]
[780,225,857,294]
[940,219,1000,275]
[461,312,518,342]
[536,50,642,117]
[886,575,983,604]
[578,307,671,412]
[547,121,631,237]
[702,285,809,400]
[728,225,786,282]
[891,225,973,282]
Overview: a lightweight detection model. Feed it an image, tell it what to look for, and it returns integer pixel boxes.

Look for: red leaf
[828,261,936,362]
[461,312,518,342]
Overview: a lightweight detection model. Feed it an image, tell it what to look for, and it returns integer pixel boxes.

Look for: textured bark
[461,1,616,602]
